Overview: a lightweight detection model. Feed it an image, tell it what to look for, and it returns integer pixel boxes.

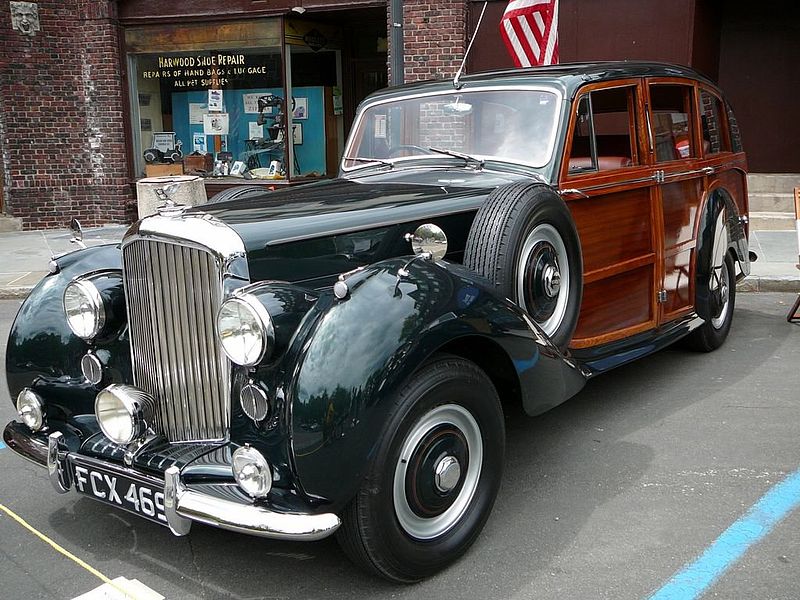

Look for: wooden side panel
[569,188,653,275]
[568,186,657,347]
[571,266,654,345]
[662,179,701,249]
[663,248,693,316]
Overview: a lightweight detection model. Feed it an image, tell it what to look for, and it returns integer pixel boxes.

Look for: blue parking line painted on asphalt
[0,440,6,450]
[648,469,800,600]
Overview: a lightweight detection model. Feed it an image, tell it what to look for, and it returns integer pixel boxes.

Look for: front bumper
[3,422,341,542]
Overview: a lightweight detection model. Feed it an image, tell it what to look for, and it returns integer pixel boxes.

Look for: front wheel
[336,355,505,583]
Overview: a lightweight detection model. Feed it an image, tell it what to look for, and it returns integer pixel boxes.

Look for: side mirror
[69,218,86,249]
[405,223,448,261]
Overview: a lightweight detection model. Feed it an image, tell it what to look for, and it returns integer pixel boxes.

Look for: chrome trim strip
[164,467,341,541]
[565,175,656,194]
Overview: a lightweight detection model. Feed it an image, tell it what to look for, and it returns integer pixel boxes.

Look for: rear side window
[567,85,638,174]
[700,90,731,155]
[726,103,743,153]
[649,84,695,162]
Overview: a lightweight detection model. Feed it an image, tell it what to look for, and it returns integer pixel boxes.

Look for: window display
[125,18,343,184]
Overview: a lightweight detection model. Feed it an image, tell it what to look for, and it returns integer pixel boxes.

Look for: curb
[1,278,798,301]
[737,277,800,293]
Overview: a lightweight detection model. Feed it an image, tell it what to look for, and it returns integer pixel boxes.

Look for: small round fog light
[16,388,45,432]
[232,445,272,498]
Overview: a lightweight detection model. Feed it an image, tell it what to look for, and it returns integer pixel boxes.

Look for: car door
[643,78,707,322]
[558,79,660,350]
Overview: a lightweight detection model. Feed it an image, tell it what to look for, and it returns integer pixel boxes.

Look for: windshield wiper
[342,156,393,170]
[428,147,484,169]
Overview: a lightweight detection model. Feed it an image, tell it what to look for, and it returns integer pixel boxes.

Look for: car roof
[367,61,721,103]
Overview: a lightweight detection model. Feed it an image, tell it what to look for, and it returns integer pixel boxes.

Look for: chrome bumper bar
[11,428,341,542]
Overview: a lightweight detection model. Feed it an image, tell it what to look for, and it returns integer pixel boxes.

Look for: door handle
[559,188,589,199]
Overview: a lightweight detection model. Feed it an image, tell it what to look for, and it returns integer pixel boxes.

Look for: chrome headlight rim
[232,445,273,498]
[16,388,45,432]
[94,385,152,445]
[63,279,106,340]
[217,294,275,367]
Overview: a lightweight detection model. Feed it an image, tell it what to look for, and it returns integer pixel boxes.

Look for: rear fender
[695,188,748,320]
[288,257,586,509]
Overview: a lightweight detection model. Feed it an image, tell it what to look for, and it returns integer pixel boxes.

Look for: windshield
[343,88,561,171]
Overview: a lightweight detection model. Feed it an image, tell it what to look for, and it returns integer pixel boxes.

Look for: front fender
[288,257,586,509]
[5,245,127,432]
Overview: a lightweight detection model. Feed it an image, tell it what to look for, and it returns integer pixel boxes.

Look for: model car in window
[3,62,751,583]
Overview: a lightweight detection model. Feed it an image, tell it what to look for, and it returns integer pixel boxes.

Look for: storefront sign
[141,53,274,89]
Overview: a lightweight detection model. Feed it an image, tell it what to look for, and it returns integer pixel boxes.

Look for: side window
[700,90,731,155]
[567,85,638,174]
[649,84,695,162]
[726,103,743,153]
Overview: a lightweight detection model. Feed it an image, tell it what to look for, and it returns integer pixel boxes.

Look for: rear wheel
[685,252,736,351]
[336,355,504,583]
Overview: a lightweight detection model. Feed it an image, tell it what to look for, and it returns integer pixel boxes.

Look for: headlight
[95,384,154,445]
[217,295,274,366]
[232,445,272,498]
[17,388,45,431]
[64,280,105,340]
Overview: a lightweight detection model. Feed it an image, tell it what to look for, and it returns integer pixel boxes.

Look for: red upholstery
[568,156,633,171]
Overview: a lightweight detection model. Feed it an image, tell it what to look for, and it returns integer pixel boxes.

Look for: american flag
[500,0,560,68]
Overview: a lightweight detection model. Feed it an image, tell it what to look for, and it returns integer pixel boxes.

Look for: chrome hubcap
[517,224,570,336]
[393,404,482,540]
[542,264,561,298]
[434,455,462,493]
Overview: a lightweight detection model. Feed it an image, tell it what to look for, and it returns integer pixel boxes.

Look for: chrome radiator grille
[122,239,230,442]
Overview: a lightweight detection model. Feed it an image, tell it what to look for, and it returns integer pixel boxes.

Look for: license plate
[69,457,167,526]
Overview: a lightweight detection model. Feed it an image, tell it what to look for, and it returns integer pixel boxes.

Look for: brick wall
[402,0,468,82]
[0,0,133,229]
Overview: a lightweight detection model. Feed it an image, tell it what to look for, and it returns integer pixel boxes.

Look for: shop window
[649,84,696,162]
[700,90,731,155]
[125,18,343,184]
[567,86,638,174]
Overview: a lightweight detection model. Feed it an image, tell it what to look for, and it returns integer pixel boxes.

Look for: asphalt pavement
[1,293,799,599]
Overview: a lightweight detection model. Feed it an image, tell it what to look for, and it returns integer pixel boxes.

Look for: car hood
[194,167,525,253]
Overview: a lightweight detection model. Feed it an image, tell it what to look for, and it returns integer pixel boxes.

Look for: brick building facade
[0,0,797,229]
[1,0,134,229]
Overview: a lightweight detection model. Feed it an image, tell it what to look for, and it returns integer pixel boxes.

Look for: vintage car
[4,62,751,582]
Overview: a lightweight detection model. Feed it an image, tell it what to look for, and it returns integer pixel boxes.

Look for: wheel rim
[711,256,730,329]
[710,210,730,330]
[516,223,570,337]
[393,404,482,540]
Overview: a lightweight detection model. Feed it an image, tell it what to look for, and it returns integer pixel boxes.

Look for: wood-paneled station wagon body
[4,62,750,583]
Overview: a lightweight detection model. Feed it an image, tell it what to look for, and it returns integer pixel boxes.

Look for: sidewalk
[0,225,797,299]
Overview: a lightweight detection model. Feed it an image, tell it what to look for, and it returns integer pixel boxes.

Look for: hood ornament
[155,183,188,216]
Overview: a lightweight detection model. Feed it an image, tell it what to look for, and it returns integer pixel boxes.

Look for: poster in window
[249,122,264,140]
[203,113,229,135]
[189,103,207,125]
[193,133,207,153]
[293,97,308,120]
[208,89,224,112]
[374,114,387,139]
[243,93,266,114]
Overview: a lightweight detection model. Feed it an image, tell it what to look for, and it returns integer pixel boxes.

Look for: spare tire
[464,182,583,350]
[206,185,268,204]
